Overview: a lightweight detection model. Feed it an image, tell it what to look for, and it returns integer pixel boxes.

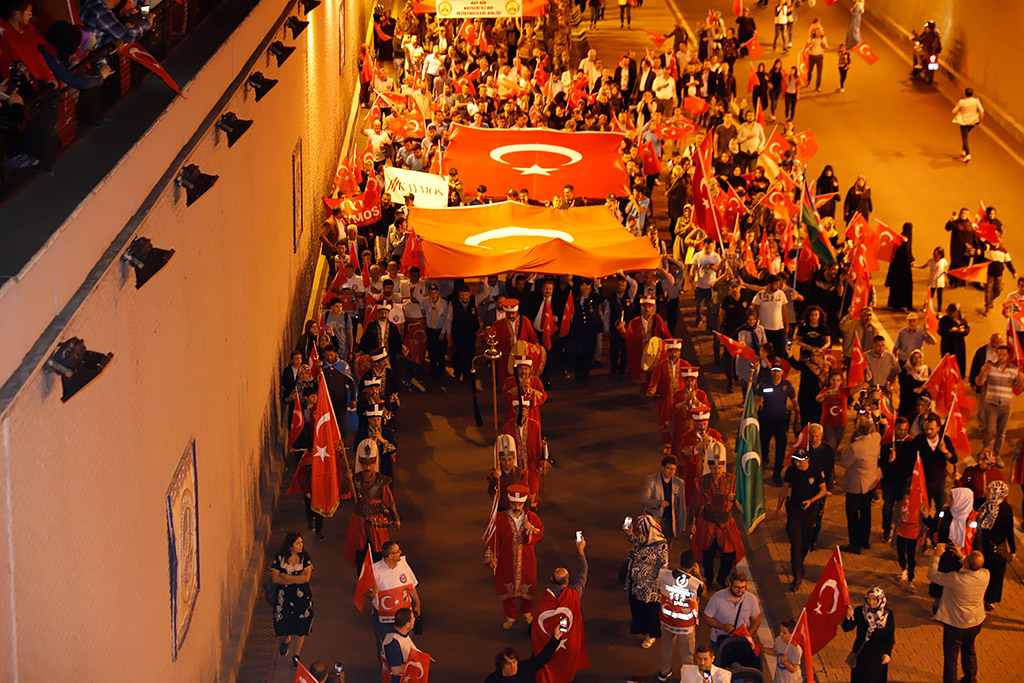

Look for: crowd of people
[264,0,1024,681]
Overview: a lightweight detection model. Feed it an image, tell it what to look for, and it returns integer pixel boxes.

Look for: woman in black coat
[944,207,978,284]
[937,303,970,375]
[815,165,840,218]
[977,480,1016,610]
[842,586,895,683]
[842,175,873,224]
[885,222,915,311]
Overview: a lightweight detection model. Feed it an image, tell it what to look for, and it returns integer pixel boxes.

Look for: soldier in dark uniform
[450,283,480,382]
[606,275,636,379]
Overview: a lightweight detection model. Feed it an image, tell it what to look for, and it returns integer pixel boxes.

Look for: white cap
[666,339,683,349]
[363,377,382,387]
[513,356,533,367]
[681,366,699,378]
[513,398,532,407]
[370,350,388,361]
[366,404,385,417]
[640,297,656,305]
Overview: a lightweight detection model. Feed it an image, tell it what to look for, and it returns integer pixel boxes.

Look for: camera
[140,4,150,14]
[334,662,344,675]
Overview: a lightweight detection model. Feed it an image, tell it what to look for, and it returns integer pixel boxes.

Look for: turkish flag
[692,135,723,240]
[457,18,476,44]
[845,211,871,246]
[478,30,490,52]
[124,43,185,96]
[758,229,772,270]
[683,96,709,116]
[796,241,818,282]
[922,354,975,418]
[720,186,747,226]
[909,454,929,516]
[794,129,818,162]
[850,238,878,276]
[731,623,763,656]
[848,336,867,387]
[442,125,628,199]
[390,113,426,139]
[853,41,880,65]
[559,293,574,338]
[541,300,556,349]
[714,331,757,363]
[288,398,305,449]
[948,262,989,284]
[337,181,382,228]
[944,392,972,457]
[400,229,424,275]
[797,45,810,86]
[639,140,663,176]
[875,221,905,262]
[334,161,360,196]
[732,0,742,17]
[791,609,815,683]
[764,187,797,219]
[743,243,758,277]
[763,130,791,161]
[925,290,940,334]
[644,28,669,48]
[813,192,837,209]
[804,549,852,652]
[531,586,590,683]
[399,648,431,682]
[754,99,765,127]
[746,63,758,94]
[295,659,320,683]
[655,121,697,140]
[743,33,764,58]
[308,375,342,516]
[786,424,809,466]
[353,544,376,613]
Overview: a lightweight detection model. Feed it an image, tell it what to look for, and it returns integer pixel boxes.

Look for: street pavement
[237,1,1024,681]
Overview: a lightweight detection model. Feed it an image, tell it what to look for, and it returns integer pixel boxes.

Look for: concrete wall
[0,0,367,678]
[863,0,1024,138]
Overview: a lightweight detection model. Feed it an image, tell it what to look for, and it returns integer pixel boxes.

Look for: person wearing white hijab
[841,586,895,682]
[977,480,1016,610]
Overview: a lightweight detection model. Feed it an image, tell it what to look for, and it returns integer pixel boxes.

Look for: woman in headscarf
[666,167,690,233]
[885,222,915,311]
[842,586,895,682]
[928,487,979,608]
[814,165,840,218]
[977,480,1016,610]
[938,302,970,375]
[944,207,978,286]
[622,514,669,649]
[842,175,873,224]
[671,204,700,262]
[897,349,930,418]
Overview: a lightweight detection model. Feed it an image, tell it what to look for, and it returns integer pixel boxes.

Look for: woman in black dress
[842,175,873,224]
[842,586,895,683]
[944,207,977,286]
[767,59,784,121]
[752,62,770,115]
[789,346,829,428]
[271,532,314,666]
[815,165,840,218]
[938,303,971,375]
[977,480,1016,610]
[885,222,914,311]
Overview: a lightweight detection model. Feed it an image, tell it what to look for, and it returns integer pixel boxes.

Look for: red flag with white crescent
[763,130,791,162]
[797,45,810,86]
[803,548,852,652]
[948,262,989,284]
[791,609,815,683]
[310,374,342,516]
[853,41,880,65]
[353,543,376,613]
[743,33,764,58]
[288,398,305,449]
[400,648,431,683]
[909,454,929,516]
[875,220,905,262]
[639,140,662,176]
[785,424,809,466]
[295,659,320,683]
[925,289,940,334]
[644,28,669,49]
[124,43,184,96]
[531,586,589,683]
[813,192,837,209]
[848,336,867,387]
[559,293,574,338]
[390,113,426,139]
[943,392,972,458]
[793,129,818,162]
[682,96,709,116]
[441,124,628,199]
[713,331,757,363]
[540,300,556,349]
[796,240,818,282]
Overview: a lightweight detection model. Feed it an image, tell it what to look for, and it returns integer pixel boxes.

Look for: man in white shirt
[420,45,444,81]
[423,283,452,380]
[366,541,421,649]
[735,109,765,172]
[753,275,789,356]
[652,66,677,114]
[364,119,393,165]
[578,48,600,87]
[690,240,721,330]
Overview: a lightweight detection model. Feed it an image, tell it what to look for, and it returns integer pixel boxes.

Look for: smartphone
[623,516,632,528]
[575,531,583,543]
[558,616,569,632]
[140,4,150,14]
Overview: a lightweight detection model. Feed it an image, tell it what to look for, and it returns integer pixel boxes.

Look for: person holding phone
[623,515,669,649]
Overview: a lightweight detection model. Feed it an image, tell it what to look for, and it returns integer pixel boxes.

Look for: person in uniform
[616,296,671,384]
[669,366,709,452]
[674,406,723,509]
[355,404,398,480]
[486,484,544,629]
[773,447,827,591]
[568,278,604,383]
[503,357,548,427]
[491,298,539,384]
[488,434,536,511]
[502,398,546,506]
[366,349,401,414]
[360,302,404,369]
[450,283,480,383]
[646,339,688,444]
[690,442,745,588]
[344,440,400,569]
[656,550,705,683]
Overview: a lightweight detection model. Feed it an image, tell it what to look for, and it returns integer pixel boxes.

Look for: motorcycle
[911,22,941,84]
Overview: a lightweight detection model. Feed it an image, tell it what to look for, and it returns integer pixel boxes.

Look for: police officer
[773,447,827,592]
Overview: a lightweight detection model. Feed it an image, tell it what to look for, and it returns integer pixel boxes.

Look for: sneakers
[642,637,656,649]
[502,617,517,630]
[897,569,907,582]
[839,87,845,92]
[882,530,891,543]
[5,153,39,170]
[907,581,917,593]
[964,154,971,162]
[658,672,671,682]
[525,613,534,625]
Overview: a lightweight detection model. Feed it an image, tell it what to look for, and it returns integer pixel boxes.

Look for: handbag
[263,577,279,606]
[995,540,1012,560]
[845,648,860,668]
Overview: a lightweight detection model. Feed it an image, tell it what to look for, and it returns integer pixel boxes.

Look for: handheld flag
[735,385,765,532]
[124,43,184,96]
[848,336,867,387]
[353,543,376,613]
[948,262,989,284]
[800,175,836,264]
[804,549,852,652]
[853,41,880,65]
[714,331,758,363]
[288,398,305,449]
[791,609,815,683]
[309,375,342,516]
[559,293,575,338]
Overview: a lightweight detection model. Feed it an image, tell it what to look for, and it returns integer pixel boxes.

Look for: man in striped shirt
[976,345,1024,467]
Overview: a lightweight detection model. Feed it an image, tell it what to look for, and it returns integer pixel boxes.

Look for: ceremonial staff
[470,330,503,432]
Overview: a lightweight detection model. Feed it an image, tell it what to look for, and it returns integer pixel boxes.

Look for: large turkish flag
[804,548,851,652]
[531,586,589,683]
[442,124,629,199]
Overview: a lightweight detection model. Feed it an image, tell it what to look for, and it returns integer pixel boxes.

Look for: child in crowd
[895,486,921,593]
[766,619,802,683]
[917,246,948,310]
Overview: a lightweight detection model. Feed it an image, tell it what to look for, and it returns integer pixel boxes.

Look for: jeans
[839,67,848,88]
[881,486,901,534]
[845,491,873,548]
[589,4,599,23]
[764,327,787,357]
[943,623,981,683]
[959,124,976,155]
[773,23,788,50]
[784,92,797,120]
[808,54,824,88]
[695,287,712,326]
[619,4,630,25]
[982,401,1011,455]
[896,535,918,581]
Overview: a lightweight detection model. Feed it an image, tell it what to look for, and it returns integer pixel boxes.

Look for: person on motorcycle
[918,21,942,57]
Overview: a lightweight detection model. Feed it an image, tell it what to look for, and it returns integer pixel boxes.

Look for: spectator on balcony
[43,21,112,91]
[79,0,150,48]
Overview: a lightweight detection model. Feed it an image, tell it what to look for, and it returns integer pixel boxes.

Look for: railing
[0,0,223,197]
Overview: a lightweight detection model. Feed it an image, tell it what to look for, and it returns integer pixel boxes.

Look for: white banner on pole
[383,167,449,208]
[436,0,523,19]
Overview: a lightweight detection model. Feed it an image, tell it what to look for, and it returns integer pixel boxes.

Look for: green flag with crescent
[735,383,765,533]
